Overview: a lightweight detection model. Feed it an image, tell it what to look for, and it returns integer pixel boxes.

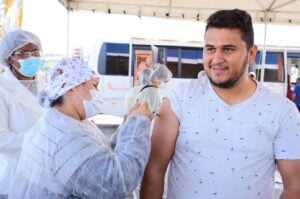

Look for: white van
[89,38,300,116]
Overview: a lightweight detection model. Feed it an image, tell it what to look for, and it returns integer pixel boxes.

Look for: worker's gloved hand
[125,101,152,121]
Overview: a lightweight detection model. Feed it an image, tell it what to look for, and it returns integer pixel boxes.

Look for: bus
[88,38,300,116]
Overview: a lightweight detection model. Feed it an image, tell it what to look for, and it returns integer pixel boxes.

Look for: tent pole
[260,11,268,83]
[66,9,70,58]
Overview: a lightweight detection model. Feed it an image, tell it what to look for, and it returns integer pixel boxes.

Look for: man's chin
[208,77,237,89]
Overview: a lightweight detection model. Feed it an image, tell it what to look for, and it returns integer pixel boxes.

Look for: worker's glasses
[12,49,42,59]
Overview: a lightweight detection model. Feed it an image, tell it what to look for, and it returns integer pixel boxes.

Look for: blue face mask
[17,57,43,77]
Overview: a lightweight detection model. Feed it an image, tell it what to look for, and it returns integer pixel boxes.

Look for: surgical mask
[76,87,104,118]
[83,89,105,118]
[14,57,43,77]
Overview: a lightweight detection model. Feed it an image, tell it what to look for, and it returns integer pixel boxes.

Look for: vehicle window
[166,48,179,78]
[287,52,300,83]
[157,47,203,79]
[102,43,129,75]
[181,48,203,78]
[254,51,284,82]
[264,52,284,82]
[133,48,153,84]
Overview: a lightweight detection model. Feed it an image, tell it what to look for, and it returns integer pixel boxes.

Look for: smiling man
[140,9,300,199]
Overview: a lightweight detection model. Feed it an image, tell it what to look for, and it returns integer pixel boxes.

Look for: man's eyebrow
[222,44,237,48]
[204,44,237,48]
[204,44,214,48]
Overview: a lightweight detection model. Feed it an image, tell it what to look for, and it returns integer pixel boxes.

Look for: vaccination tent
[58,0,300,24]
[58,0,300,83]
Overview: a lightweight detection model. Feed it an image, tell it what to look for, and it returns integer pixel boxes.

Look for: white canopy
[59,0,300,24]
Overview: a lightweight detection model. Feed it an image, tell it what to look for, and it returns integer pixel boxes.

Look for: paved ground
[90,114,123,137]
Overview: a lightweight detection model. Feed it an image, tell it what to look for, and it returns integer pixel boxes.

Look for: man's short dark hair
[205,9,254,50]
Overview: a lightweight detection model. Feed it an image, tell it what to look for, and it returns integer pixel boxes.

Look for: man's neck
[212,77,257,105]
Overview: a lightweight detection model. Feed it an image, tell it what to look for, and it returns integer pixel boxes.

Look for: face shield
[139,68,152,86]
[149,63,173,86]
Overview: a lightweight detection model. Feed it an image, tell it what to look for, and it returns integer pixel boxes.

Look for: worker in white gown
[0,29,43,197]
[9,58,152,199]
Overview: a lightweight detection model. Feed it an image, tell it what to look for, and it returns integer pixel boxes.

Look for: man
[0,29,43,197]
[140,9,300,199]
[292,77,300,110]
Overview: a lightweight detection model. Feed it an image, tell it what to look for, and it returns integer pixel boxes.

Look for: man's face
[203,27,257,88]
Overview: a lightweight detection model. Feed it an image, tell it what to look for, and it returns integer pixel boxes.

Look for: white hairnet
[0,29,42,65]
[139,68,152,85]
[39,58,97,107]
[150,63,172,82]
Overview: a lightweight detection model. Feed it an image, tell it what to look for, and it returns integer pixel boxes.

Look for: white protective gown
[0,67,42,195]
[9,108,151,199]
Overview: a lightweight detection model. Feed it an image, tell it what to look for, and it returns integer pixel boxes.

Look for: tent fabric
[59,0,300,24]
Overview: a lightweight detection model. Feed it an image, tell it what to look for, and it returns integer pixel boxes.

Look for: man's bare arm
[140,99,179,199]
[277,159,300,199]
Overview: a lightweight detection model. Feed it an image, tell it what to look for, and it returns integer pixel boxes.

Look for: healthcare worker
[124,67,152,111]
[137,63,172,115]
[9,58,152,199]
[0,29,43,197]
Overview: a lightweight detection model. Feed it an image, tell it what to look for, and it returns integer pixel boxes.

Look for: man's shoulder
[257,84,297,112]
[177,71,208,89]
[258,85,286,100]
[166,72,209,106]
[171,72,208,93]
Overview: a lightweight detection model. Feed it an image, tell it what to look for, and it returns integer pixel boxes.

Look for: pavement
[90,114,123,136]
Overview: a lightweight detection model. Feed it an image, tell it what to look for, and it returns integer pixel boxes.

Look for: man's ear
[248,45,258,64]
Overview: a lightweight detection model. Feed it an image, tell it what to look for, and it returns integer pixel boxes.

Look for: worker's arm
[277,159,300,199]
[140,99,179,199]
